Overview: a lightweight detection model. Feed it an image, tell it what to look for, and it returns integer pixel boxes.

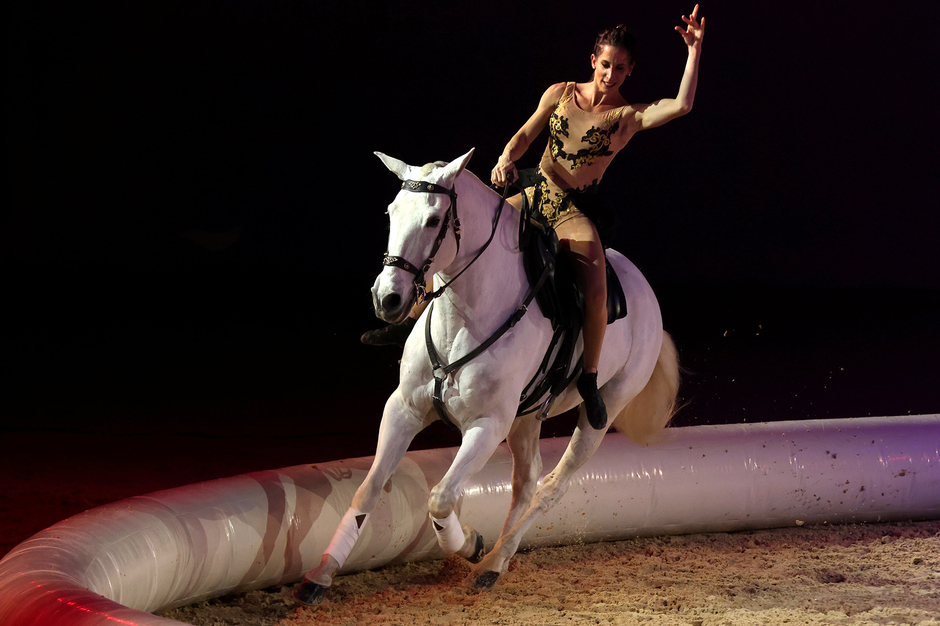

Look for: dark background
[3,1,938,553]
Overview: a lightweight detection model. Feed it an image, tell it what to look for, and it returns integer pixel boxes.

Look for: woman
[491,5,704,430]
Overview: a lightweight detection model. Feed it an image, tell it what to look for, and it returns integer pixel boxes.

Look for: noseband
[382,179,461,305]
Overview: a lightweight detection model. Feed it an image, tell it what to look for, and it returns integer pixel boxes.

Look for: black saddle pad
[522,222,627,330]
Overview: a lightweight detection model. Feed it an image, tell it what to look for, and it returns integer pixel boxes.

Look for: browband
[401,180,456,197]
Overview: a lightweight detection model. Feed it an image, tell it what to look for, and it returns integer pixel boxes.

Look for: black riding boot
[360,316,417,347]
[577,371,608,430]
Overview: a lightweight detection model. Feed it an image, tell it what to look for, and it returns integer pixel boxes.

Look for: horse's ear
[375,152,410,181]
[440,148,475,182]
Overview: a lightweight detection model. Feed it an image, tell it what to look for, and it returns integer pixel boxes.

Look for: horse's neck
[435,174,527,326]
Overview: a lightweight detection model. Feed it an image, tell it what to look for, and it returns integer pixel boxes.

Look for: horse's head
[371,148,475,323]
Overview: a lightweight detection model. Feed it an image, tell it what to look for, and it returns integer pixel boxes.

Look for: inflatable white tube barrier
[1,416,937,625]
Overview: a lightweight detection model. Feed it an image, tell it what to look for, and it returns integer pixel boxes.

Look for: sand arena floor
[159,520,940,626]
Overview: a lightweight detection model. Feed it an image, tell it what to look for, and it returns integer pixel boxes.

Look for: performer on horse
[364,5,704,432]
[295,7,702,604]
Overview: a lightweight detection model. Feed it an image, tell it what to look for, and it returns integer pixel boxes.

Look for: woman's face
[591,45,634,93]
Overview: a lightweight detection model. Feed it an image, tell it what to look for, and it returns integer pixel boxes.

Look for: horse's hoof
[293,580,328,606]
[466,531,486,564]
[474,570,500,590]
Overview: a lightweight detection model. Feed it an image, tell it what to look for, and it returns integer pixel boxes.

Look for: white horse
[294,148,679,603]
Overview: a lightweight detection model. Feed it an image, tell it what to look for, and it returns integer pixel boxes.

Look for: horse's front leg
[293,392,427,605]
[468,407,608,588]
[426,415,514,568]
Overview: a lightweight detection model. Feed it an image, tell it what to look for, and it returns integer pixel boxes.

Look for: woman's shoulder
[537,82,573,109]
[544,82,572,99]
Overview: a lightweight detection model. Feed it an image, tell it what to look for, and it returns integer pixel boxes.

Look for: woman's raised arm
[634,4,705,131]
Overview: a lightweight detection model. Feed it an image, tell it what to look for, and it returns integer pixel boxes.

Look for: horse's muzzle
[371,274,414,324]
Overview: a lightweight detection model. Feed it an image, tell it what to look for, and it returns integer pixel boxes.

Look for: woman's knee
[577,250,607,299]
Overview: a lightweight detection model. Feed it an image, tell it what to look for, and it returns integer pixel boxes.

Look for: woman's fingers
[681,4,702,29]
[503,163,518,185]
[676,4,704,44]
[491,164,514,187]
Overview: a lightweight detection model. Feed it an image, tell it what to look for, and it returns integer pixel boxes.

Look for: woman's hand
[491,157,518,188]
[675,4,705,49]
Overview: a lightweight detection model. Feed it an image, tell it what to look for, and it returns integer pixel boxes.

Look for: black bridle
[382,179,461,306]
[383,176,512,307]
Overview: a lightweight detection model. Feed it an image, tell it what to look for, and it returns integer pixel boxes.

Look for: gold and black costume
[524,82,631,241]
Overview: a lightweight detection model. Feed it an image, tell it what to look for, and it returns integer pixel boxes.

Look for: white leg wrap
[430,510,465,554]
[324,508,368,569]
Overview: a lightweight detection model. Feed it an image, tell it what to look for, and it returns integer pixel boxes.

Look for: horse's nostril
[381,293,402,312]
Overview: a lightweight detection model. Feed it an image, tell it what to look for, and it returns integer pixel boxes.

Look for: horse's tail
[611,330,680,446]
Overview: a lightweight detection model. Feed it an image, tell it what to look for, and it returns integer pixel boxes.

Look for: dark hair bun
[594,25,637,63]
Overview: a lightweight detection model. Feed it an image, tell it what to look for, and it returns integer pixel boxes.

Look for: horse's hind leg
[294,395,426,605]
[468,408,608,588]
[502,415,542,535]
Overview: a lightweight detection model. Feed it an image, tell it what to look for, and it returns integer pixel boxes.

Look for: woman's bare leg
[555,213,608,429]
[555,214,607,372]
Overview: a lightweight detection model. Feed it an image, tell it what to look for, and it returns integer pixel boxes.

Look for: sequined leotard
[526,82,632,228]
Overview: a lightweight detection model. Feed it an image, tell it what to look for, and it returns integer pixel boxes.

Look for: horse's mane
[418,158,494,198]
[419,161,448,177]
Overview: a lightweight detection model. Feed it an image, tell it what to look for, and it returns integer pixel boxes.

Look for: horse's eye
[426,216,442,228]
